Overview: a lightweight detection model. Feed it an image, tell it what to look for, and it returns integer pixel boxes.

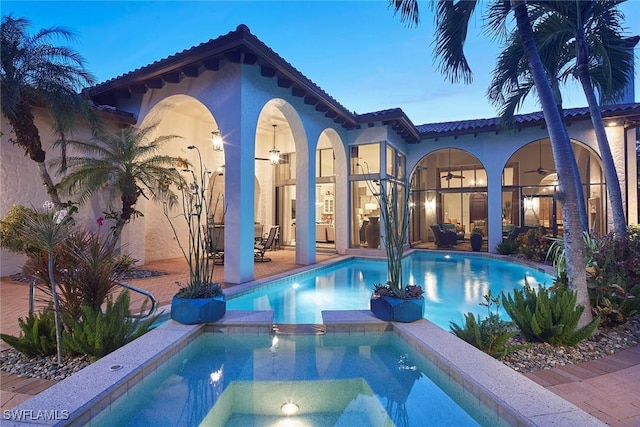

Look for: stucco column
[487,169,503,254]
[223,128,256,284]
[295,132,315,265]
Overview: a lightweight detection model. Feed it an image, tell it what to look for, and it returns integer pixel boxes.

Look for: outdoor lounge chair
[206,225,224,265]
[441,223,465,241]
[430,224,457,248]
[254,225,279,262]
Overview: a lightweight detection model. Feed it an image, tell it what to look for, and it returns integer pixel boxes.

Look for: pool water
[228,253,553,328]
[91,332,506,426]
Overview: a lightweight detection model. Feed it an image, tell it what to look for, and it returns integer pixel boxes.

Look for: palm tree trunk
[9,100,63,209]
[512,0,592,327]
[37,162,63,208]
[575,34,628,239]
[552,89,589,232]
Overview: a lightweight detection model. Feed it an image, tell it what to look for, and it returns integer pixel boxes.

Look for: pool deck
[1,249,639,425]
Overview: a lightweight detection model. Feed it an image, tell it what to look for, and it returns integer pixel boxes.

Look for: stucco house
[2,24,639,283]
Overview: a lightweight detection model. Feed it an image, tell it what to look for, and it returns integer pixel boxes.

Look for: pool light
[209,368,223,383]
[292,283,300,289]
[281,402,299,416]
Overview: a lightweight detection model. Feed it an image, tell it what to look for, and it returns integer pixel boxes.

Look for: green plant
[23,229,121,324]
[113,253,139,274]
[590,226,640,291]
[163,144,225,299]
[502,280,600,346]
[1,16,100,209]
[516,227,551,262]
[547,231,602,278]
[450,291,516,359]
[359,162,418,299]
[471,227,484,237]
[64,290,158,360]
[587,264,640,325]
[54,124,187,238]
[0,308,58,357]
[0,205,43,253]
[18,203,73,364]
[175,282,223,299]
[496,238,518,255]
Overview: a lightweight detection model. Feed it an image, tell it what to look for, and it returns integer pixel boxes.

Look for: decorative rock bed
[502,315,640,372]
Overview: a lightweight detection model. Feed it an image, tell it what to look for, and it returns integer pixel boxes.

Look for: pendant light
[211,129,223,152]
[269,124,280,165]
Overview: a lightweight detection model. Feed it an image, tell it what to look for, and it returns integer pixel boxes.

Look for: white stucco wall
[0,109,117,276]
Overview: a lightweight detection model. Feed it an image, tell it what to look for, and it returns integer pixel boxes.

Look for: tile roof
[85,25,639,143]
[416,103,640,139]
[86,25,358,130]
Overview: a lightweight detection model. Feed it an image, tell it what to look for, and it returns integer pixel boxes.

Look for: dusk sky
[3,1,639,125]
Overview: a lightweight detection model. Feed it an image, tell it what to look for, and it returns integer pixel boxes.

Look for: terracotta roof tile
[416,103,640,139]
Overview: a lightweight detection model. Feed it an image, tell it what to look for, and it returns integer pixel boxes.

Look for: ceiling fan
[441,149,465,181]
[525,140,555,175]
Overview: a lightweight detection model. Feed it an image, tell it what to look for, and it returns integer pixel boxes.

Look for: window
[350,143,380,175]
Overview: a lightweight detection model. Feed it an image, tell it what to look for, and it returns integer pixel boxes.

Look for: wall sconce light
[425,197,436,211]
[211,130,223,152]
[269,124,281,165]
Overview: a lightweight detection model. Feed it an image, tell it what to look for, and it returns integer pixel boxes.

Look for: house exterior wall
[1,54,636,279]
[0,109,119,276]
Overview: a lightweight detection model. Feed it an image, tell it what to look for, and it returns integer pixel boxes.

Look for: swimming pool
[227,252,553,328]
[90,331,506,426]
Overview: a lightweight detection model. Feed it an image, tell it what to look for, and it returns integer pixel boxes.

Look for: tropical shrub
[546,231,602,279]
[590,226,640,290]
[496,238,518,255]
[450,291,516,359]
[0,308,58,357]
[113,253,139,275]
[0,205,44,253]
[502,281,600,346]
[587,265,640,325]
[23,229,120,323]
[516,227,551,262]
[64,291,158,360]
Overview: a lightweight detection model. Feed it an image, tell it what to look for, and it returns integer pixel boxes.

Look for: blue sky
[3,1,639,125]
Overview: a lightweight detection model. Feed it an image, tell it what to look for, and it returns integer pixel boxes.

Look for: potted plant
[359,163,425,322]
[470,227,483,252]
[164,144,226,324]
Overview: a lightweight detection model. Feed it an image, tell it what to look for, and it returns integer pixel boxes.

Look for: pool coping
[322,310,605,427]
[5,309,604,426]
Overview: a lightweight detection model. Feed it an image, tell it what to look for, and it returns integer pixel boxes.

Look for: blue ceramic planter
[370,295,425,323]
[171,294,226,325]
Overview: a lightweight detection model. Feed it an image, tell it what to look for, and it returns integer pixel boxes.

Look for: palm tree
[488,1,635,238]
[0,15,99,209]
[54,124,187,238]
[389,0,592,326]
[21,207,73,365]
[552,1,633,238]
[488,21,590,232]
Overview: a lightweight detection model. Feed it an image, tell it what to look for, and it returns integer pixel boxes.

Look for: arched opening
[502,138,605,238]
[255,99,307,254]
[410,148,487,250]
[135,95,224,264]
